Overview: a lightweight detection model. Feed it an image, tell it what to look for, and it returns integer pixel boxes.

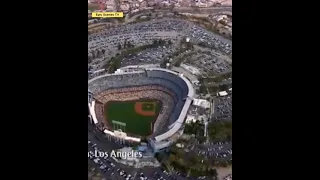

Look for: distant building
[120,4,130,11]
[186,115,197,124]
[193,98,211,109]
[185,114,208,124]
[217,91,228,97]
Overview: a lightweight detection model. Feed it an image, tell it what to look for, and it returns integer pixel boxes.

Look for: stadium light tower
[166,63,170,69]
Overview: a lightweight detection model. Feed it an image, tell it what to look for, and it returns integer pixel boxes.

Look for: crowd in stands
[93,102,106,131]
[88,72,146,94]
[88,70,189,100]
[95,85,177,103]
[92,85,176,136]
[88,69,193,138]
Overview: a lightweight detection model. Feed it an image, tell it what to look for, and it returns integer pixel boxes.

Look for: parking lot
[214,95,232,121]
[183,49,232,77]
[88,18,232,72]
[120,45,177,67]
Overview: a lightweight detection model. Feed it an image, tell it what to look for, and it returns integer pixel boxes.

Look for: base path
[135,102,156,116]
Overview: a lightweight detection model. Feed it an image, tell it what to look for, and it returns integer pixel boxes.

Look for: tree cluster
[172,46,195,67]
[152,39,172,47]
[167,146,218,178]
[208,121,232,141]
[184,121,205,140]
[89,49,106,61]
[200,72,232,84]
[117,40,135,50]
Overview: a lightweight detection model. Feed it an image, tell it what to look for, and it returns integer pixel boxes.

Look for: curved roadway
[124,7,232,24]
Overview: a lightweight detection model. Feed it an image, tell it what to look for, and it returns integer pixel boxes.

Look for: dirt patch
[216,166,232,180]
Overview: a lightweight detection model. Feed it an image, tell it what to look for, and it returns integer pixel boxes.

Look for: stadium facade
[88,66,195,152]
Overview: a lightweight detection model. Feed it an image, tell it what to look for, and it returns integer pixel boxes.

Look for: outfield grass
[104,100,161,136]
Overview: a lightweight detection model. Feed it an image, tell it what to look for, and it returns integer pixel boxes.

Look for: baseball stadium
[88,66,195,152]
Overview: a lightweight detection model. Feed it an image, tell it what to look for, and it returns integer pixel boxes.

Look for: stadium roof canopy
[146,68,195,98]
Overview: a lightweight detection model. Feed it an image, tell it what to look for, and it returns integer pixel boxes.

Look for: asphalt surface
[89,121,210,180]
[188,141,232,161]
[89,120,231,180]
[88,125,135,179]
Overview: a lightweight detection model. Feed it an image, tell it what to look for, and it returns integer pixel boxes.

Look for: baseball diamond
[88,67,195,152]
[104,100,161,136]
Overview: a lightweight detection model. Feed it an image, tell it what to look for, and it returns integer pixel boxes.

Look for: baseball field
[104,100,162,136]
